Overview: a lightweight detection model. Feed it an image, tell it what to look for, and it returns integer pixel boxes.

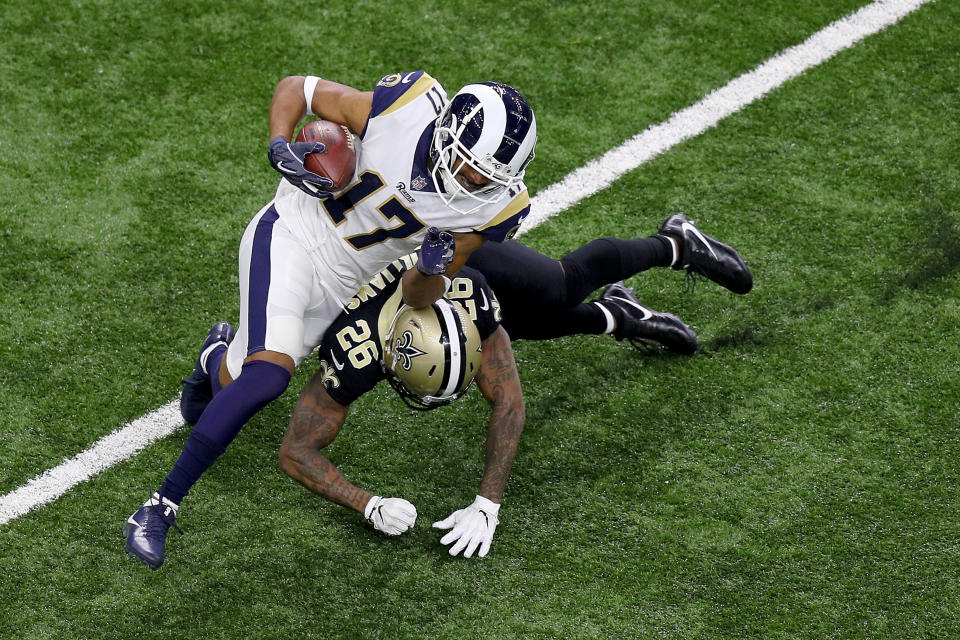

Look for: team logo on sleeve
[378,73,402,87]
[393,331,426,371]
[318,359,341,389]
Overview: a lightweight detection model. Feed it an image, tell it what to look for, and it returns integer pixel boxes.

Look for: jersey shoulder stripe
[369,71,436,119]
[476,190,531,242]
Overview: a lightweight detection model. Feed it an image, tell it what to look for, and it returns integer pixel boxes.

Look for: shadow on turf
[879,195,960,302]
[704,326,764,352]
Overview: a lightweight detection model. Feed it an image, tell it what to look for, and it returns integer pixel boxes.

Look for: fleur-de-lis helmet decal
[382,299,482,410]
[392,330,427,371]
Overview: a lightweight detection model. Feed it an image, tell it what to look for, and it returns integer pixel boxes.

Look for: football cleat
[658,213,753,294]
[123,492,182,570]
[599,282,698,355]
[180,322,235,425]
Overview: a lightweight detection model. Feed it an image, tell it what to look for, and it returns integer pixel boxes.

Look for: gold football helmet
[382,299,482,410]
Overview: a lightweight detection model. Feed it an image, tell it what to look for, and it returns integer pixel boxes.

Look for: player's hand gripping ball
[295,119,358,191]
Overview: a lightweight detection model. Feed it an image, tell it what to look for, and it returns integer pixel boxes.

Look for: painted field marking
[520,0,934,232]
[0,0,933,526]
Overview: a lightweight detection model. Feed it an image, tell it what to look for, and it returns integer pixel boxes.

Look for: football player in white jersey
[123,71,538,570]
[124,211,753,567]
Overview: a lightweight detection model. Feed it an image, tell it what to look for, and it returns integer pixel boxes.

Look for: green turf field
[1,1,958,638]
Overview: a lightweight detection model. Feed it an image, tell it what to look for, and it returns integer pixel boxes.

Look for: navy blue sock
[160,360,291,505]
[208,347,226,396]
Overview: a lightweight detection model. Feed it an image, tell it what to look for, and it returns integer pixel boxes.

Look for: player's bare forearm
[402,231,486,308]
[281,446,372,513]
[269,76,373,140]
[401,269,448,308]
[268,76,310,140]
[278,378,371,513]
[475,326,525,502]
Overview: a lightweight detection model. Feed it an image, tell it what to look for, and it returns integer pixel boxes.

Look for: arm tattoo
[278,375,372,513]
[476,327,525,501]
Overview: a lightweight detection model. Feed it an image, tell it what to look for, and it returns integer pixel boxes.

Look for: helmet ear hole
[382,299,482,410]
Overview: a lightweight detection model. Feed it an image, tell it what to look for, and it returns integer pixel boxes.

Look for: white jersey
[272,70,531,307]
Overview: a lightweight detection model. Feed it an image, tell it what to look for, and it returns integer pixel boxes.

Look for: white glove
[432,495,500,558]
[364,496,417,535]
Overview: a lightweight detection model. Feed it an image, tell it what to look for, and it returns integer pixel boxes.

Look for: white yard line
[0,0,933,526]
[520,0,934,231]
[0,401,182,524]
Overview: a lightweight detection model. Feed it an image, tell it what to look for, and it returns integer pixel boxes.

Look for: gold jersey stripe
[477,190,531,231]
[378,73,436,118]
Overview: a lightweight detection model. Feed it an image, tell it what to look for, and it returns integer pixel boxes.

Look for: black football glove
[267,135,334,198]
[416,227,455,276]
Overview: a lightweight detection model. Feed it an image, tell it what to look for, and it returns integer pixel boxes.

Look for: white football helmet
[429,81,537,214]
[382,299,482,410]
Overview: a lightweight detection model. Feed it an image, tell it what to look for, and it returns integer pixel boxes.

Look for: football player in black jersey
[278,213,751,558]
[124,212,750,566]
[279,253,521,559]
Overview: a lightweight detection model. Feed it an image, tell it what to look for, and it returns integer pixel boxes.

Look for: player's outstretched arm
[433,326,525,558]
[278,374,369,513]
[278,372,418,535]
[403,231,485,309]
[474,325,525,502]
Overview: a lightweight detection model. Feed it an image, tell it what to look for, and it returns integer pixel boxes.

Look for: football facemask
[429,81,537,215]
[382,299,482,410]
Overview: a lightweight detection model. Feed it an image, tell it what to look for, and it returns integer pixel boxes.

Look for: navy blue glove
[417,227,455,276]
[268,135,335,198]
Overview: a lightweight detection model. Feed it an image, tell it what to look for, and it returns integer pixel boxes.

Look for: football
[295,119,357,191]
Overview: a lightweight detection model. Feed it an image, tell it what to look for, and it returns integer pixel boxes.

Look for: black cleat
[659,213,753,294]
[599,282,698,355]
[123,492,182,570]
[180,322,235,425]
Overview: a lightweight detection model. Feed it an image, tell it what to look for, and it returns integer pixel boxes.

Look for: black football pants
[465,236,672,340]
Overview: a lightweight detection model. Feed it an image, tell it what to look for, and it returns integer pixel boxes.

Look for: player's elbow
[513,398,526,427]
[277,440,298,477]
[277,429,311,479]
[275,75,304,95]
[499,395,525,429]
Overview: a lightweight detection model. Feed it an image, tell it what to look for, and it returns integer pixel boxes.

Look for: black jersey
[316,253,502,406]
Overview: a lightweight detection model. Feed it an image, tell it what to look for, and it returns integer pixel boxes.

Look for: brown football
[295,119,357,191]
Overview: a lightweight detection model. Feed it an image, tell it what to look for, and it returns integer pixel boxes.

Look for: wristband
[303,75,321,115]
